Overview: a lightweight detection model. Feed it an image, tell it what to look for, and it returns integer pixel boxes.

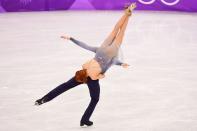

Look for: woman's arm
[113,58,130,68]
[113,58,123,66]
[61,35,98,53]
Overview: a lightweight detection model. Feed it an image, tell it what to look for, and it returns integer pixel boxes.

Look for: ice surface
[0,10,197,131]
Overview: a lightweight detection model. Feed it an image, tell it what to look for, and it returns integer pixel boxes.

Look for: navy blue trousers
[41,76,100,122]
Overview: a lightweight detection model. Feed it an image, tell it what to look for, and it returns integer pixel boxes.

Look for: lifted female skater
[35,3,136,127]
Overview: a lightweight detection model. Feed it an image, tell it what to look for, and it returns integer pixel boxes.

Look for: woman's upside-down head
[75,69,88,83]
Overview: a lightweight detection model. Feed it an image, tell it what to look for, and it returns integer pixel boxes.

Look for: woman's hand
[91,74,105,80]
[121,63,130,68]
[98,74,105,79]
[61,35,70,40]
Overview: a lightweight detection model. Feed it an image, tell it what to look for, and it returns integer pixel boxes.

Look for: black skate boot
[35,98,45,106]
[80,120,93,127]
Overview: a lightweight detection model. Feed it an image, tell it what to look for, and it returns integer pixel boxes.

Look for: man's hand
[61,35,70,40]
[121,63,130,68]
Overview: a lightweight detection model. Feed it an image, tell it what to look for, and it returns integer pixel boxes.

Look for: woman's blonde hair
[75,69,88,83]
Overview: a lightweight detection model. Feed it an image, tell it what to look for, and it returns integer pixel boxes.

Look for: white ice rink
[0,10,197,131]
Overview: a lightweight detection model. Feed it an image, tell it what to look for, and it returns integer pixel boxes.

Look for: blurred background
[0,0,197,12]
[0,1,197,131]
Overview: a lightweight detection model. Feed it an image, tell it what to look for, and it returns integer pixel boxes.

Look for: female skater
[35,3,136,127]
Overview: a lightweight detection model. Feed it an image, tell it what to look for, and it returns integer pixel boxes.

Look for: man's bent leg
[81,77,100,122]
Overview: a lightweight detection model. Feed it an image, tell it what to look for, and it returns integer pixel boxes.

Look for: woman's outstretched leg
[104,8,134,58]
[35,77,82,105]
[100,10,131,47]
[111,16,129,48]
[110,3,136,48]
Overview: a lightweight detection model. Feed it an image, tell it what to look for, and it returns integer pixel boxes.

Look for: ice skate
[124,3,137,16]
[80,120,93,127]
[35,98,45,106]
